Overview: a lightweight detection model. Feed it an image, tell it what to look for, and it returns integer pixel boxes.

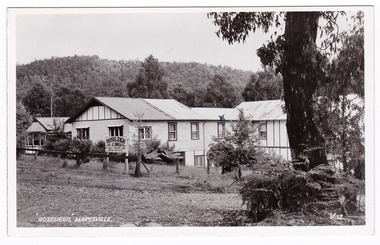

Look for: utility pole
[50,89,53,117]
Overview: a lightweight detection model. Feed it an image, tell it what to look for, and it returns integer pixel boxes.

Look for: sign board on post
[105,136,128,153]
[105,136,129,174]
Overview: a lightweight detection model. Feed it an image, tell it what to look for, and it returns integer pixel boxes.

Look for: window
[77,127,90,140]
[191,122,199,140]
[138,126,151,140]
[259,122,267,140]
[33,133,40,146]
[168,123,177,141]
[217,122,226,139]
[109,126,123,136]
[26,134,32,146]
[194,155,205,167]
[40,134,45,146]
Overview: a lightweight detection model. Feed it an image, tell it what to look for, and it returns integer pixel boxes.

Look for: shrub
[240,154,365,223]
[207,110,262,177]
[44,138,72,152]
[91,140,106,154]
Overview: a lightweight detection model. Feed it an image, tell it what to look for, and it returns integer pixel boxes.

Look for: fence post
[124,153,129,174]
[75,154,81,168]
[175,159,179,175]
[103,152,109,170]
[33,151,38,161]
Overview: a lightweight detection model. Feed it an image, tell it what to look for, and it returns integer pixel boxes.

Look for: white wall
[256,120,291,161]
[72,109,291,166]
[129,120,233,166]
[72,119,130,144]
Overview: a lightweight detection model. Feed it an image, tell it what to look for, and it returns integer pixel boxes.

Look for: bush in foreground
[240,155,365,223]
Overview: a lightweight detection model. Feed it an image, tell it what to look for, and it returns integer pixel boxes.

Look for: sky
[15,9,362,72]
[16,11,280,72]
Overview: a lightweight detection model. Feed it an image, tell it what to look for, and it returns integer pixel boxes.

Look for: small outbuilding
[25,117,72,151]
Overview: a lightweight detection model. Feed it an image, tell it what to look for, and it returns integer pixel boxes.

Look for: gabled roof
[236,100,286,121]
[96,97,174,121]
[66,97,184,123]
[27,117,71,132]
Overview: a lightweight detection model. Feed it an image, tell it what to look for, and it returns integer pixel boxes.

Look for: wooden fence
[17,147,132,171]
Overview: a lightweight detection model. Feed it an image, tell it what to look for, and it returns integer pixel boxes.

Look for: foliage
[241,161,364,222]
[91,140,106,154]
[317,18,365,178]
[208,110,261,177]
[242,70,283,101]
[208,11,359,169]
[207,12,283,44]
[17,55,254,115]
[169,83,196,107]
[53,86,87,117]
[43,118,71,151]
[144,136,175,154]
[22,82,51,117]
[127,55,168,99]
[16,101,33,148]
[44,127,106,167]
[204,74,239,107]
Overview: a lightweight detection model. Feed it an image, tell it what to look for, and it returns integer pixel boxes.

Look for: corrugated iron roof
[34,117,71,132]
[191,107,240,121]
[67,97,288,123]
[236,100,286,121]
[94,97,174,121]
[143,99,200,120]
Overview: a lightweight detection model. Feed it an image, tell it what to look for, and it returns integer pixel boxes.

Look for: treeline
[17,55,282,117]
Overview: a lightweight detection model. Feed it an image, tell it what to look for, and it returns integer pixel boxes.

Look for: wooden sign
[105,136,127,153]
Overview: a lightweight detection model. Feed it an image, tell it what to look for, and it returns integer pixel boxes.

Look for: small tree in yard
[16,101,32,149]
[130,113,147,177]
[208,109,261,178]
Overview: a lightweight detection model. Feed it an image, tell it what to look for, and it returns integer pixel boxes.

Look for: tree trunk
[135,154,141,177]
[341,95,348,172]
[282,12,328,169]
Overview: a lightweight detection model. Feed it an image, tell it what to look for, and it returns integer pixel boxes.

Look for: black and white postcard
[3,1,377,242]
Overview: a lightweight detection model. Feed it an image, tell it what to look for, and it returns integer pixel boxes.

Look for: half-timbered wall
[75,106,123,121]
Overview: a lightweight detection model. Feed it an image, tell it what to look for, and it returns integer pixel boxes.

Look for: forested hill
[16,55,254,116]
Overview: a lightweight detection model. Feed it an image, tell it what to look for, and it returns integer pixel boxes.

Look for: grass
[17,154,241,193]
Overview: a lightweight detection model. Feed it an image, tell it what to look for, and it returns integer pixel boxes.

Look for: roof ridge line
[140,99,176,120]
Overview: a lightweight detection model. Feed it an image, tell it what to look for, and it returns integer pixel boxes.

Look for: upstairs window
[138,126,151,140]
[217,122,226,139]
[191,122,199,140]
[259,122,267,140]
[77,127,90,140]
[109,126,123,136]
[168,122,177,141]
